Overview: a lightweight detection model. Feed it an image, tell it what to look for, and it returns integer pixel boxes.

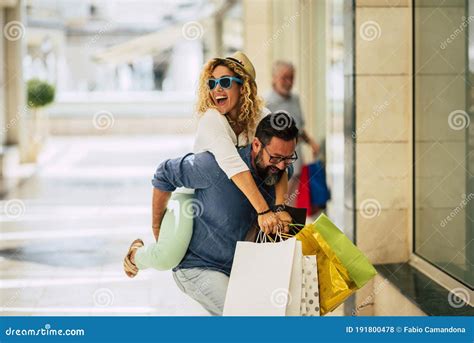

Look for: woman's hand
[258,211,284,235]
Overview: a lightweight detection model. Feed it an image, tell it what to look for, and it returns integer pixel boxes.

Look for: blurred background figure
[265,61,320,206]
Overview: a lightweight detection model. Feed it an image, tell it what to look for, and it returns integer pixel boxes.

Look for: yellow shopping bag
[288,214,377,315]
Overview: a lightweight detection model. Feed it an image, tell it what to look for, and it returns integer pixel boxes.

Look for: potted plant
[25,79,55,162]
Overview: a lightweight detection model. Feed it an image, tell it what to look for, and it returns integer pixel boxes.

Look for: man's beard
[255,149,285,186]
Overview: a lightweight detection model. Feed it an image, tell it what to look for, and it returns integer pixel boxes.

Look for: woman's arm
[194,110,250,177]
[273,171,292,231]
[274,171,288,204]
[231,170,281,235]
[195,110,282,233]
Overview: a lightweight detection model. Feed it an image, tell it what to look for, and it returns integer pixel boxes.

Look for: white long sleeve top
[193,107,271,179]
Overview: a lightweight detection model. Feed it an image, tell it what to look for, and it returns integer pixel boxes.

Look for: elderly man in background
[265,61,320,205]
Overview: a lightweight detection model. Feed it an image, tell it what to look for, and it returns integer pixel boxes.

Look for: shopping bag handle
[256,227,284,243]
[280,223,305,239]
[256,223,306,242]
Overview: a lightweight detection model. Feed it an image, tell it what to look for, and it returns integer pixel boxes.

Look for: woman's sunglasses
[207,76,243,90]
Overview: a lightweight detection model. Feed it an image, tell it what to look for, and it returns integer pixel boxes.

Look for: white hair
[272,60,295,76]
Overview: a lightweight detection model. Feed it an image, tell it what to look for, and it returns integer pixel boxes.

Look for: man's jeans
[173,268,229,316]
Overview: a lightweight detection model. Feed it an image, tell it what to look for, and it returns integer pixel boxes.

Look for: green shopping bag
[313,213,377,289]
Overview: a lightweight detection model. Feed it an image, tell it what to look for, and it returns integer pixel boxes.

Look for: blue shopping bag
[308,160,331,207]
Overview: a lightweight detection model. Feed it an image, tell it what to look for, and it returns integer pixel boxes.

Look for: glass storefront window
[414,0,473,288]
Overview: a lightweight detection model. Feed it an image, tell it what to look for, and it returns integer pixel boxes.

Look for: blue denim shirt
[151,145,278,276]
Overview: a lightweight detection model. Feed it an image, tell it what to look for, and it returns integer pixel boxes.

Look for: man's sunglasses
[207,76,243,90]
[263,146,298,165]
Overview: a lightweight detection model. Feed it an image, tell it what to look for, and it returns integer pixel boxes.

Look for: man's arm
[294,95,319,158]
[152,188,171,241]
[301,129,320,157]
[152,153,215,192]
[150,152,215,239]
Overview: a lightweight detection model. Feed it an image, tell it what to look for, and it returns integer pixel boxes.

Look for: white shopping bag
[300,255,320,316]
[286,240,303,316]
[223,237,302,316]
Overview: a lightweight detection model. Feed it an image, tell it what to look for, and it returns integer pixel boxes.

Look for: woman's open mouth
[215,95,228,106]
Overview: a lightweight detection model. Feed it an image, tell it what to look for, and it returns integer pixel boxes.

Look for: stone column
[353,0,413,315]
[242,0,273,95]
[0,7,6,148]
[3,0,27,159]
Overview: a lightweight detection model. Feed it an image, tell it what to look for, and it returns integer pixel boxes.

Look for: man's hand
[258,211,284,235]
[275,210,292,233]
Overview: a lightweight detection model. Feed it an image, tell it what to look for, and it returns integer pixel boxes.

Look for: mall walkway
[0,135,344,316]
[0,135,209,316]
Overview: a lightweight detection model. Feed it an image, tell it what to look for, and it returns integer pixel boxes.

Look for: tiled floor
[0,135,344,317]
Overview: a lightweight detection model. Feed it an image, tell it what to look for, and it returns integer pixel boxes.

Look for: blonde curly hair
[195,58,264,140]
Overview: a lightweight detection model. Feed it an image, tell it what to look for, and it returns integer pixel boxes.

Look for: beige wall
[354,0,468,268]
[243,0,327,150]
[352,0,469,315]
[0,8,5,147]
[243,0,273,95]
[353,0,415,314]
[355,275,427,316]
[354,0,412,265]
